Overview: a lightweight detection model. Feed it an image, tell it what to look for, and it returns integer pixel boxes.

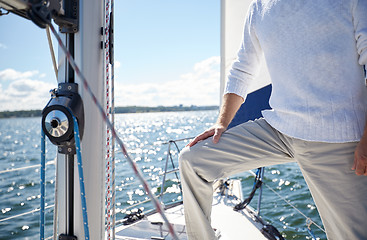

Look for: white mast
[56,0,105,239]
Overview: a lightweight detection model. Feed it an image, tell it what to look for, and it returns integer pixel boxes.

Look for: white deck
[211,180,267,240]
[114,179,268,240]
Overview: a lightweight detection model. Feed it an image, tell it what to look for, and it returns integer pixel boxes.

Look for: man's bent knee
[179,146,193,167]
[179,145,206,174]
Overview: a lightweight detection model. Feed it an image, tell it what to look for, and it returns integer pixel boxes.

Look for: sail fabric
[220,0,271,98]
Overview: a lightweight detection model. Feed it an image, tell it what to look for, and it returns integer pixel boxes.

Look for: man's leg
[294,140,367,240]
[179,119,295,240]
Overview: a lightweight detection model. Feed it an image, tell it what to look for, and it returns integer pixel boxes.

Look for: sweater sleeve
[224,2,263,100]
[353,0,367,80]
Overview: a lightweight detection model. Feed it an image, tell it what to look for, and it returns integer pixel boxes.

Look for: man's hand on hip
[352,136,367,176]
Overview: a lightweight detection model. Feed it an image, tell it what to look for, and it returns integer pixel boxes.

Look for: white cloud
[0,57,220,111]
[114,60,121,69]
[0,68,39,81]
[115,56,220,107]
[0,43,7,49]
[0,68,55,111]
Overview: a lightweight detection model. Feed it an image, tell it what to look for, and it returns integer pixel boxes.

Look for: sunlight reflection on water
[0,111,325,239]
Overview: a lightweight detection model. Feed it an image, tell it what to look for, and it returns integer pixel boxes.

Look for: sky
[0,0,221,111]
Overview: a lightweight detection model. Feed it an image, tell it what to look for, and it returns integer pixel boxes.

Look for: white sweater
[225,0,367,142]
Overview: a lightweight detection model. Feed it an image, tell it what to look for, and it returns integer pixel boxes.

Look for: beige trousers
[179,118,367,240]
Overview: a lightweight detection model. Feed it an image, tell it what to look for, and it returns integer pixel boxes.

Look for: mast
[56,0,105,239]
[220,0,271,100]
[0,0,106,238]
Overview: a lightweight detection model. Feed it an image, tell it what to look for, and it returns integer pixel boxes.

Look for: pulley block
[42,83,84,154]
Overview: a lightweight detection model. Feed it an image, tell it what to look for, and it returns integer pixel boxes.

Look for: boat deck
[115,180,268,240]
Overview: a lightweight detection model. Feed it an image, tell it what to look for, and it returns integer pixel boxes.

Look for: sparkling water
[0,111,325,239]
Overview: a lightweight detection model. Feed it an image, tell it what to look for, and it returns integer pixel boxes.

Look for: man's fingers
[351,157,357,170]
[354,158,366,176]
[212,128,224,144]
[353,142,367,176]
[355,166,365,176]
[188,136,201,147]
[187,136,200,147]
[355,167,365,176]
[186,126,226,147]
[187,129,215,147]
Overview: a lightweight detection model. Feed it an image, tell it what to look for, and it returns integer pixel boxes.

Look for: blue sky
[0,0,220,111]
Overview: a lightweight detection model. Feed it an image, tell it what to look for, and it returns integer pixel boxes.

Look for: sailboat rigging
[0,1,325,239]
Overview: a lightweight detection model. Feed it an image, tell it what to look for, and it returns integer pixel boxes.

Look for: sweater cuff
[223,76,250,100]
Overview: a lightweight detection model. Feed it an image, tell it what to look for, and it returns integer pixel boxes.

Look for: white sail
[220,0,271,101]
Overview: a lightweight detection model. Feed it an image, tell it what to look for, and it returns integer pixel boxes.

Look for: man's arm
[352,120,367,176]
[187,93,244,147]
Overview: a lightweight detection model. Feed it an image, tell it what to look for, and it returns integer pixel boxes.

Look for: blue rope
[40,129,46,240]
[73,116,90,240]
[307,228,317,240]
[305,217,318,240]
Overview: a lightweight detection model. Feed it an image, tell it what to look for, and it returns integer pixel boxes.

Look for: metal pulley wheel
[44,109,71,138]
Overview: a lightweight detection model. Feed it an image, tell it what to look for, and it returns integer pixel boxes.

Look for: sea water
[0,111,325,239]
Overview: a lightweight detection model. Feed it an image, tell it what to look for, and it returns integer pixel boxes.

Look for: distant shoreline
[0,105,219,119]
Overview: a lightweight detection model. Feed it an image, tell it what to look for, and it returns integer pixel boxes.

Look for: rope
[40,129,46,240]
[306,218,317,240]
[0,160,55,174]
[52,157,58,240]
[234,168,263,211]
[48,23,179,240]
[161,137,194,145]
[111,137,192,156]
[104,0,113,238]
[73,116,90,240]
[110,1,116,238]
[46,26,58,79]
[0,205,54,223]
[256,173,325,234]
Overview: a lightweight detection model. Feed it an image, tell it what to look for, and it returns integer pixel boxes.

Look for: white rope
[52,158,58,240]
[0,160,55,174]
[0,205,54,223]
